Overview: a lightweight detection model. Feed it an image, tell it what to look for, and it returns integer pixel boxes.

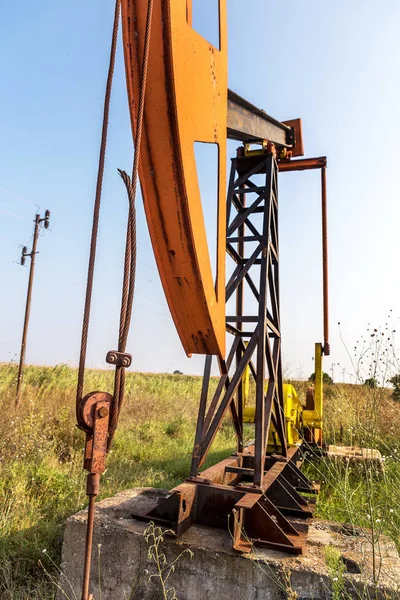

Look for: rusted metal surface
[227,90,298,150]
[105,350,132,368]
[122,0,228,357]
[235,492,262,510]
[262,459,292,491]
[81,492,96,600]
[77,391,113,600]
[278,156,327,172]
[241,496,305,555]
[282,118,304,157]
[321,165,329,355]
[232,507,252,553]
[278,156,330,355]
[189,153,287,486]
[119,1,327,557]
[190,455,240,485]
[235,178,245,454]
[133,445,317,555]
[191,355,212,473]
[77,391,113,474]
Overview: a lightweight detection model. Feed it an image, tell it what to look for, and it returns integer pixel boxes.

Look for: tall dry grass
[1,362,400,597]
[0,363,234,599]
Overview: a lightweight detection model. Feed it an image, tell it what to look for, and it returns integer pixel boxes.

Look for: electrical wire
[0,208,29,221]
[0,186,40,211]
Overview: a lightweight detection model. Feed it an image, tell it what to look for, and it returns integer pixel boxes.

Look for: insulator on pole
[44,209,50,229]
[21,246,28,266]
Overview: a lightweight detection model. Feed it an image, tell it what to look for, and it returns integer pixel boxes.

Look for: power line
[0,208,29,221]
[140,294,165,306]
[143,262,158,272]
[0,237,23,247]
[0,186,40,211]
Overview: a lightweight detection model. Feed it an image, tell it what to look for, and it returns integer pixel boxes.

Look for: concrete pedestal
[58,488,400,600]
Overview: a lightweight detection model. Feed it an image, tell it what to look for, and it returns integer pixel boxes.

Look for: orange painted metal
[121,0,227,358]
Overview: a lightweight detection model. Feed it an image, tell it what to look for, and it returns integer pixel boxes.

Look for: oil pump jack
[77,1,330,597]
[119,0,329,553]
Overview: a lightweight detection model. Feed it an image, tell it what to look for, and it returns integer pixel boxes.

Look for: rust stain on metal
[282,118,304,157]
[278,156,329,354]
[77,391,113,475]
[132,446,317,555]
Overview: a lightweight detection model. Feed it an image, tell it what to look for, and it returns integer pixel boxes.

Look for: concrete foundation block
[58,488,400,600]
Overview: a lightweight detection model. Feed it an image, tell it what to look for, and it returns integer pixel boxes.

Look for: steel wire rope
[76,0,154,446]
[76,3,153,596]
[77,3,121,599]
[76,0,121,416]
[106,0,154,447]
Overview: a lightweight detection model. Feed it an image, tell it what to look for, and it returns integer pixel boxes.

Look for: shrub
[364,377,377,388]
[309,371,333,385]
[389,373,400,401]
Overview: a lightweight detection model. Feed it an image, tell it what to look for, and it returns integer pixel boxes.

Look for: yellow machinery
[243,342,324,448]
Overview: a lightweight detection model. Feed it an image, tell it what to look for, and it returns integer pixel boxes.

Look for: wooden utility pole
[16,210,50,406]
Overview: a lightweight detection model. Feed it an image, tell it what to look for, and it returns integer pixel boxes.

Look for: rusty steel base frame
[132,445,319,554]
[132,153,319,554]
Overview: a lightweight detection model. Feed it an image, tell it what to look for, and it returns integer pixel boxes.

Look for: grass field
[1,362,400,598]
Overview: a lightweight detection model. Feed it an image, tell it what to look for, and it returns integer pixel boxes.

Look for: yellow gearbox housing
[242,342,324,448]
[243,383,304,448]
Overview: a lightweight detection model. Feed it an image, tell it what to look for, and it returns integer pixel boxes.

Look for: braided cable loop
[107,172,136,446]
[76,0,121,420]
[108,0,154,447]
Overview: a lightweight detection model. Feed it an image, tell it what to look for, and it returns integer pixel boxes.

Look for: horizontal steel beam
[227,89,294,147]
[278,156,327,172]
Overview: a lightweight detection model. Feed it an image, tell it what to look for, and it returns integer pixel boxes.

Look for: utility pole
[16,210,50,406]
[330,362,337,381]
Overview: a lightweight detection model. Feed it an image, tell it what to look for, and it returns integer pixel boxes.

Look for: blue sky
[1,1,400,380]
